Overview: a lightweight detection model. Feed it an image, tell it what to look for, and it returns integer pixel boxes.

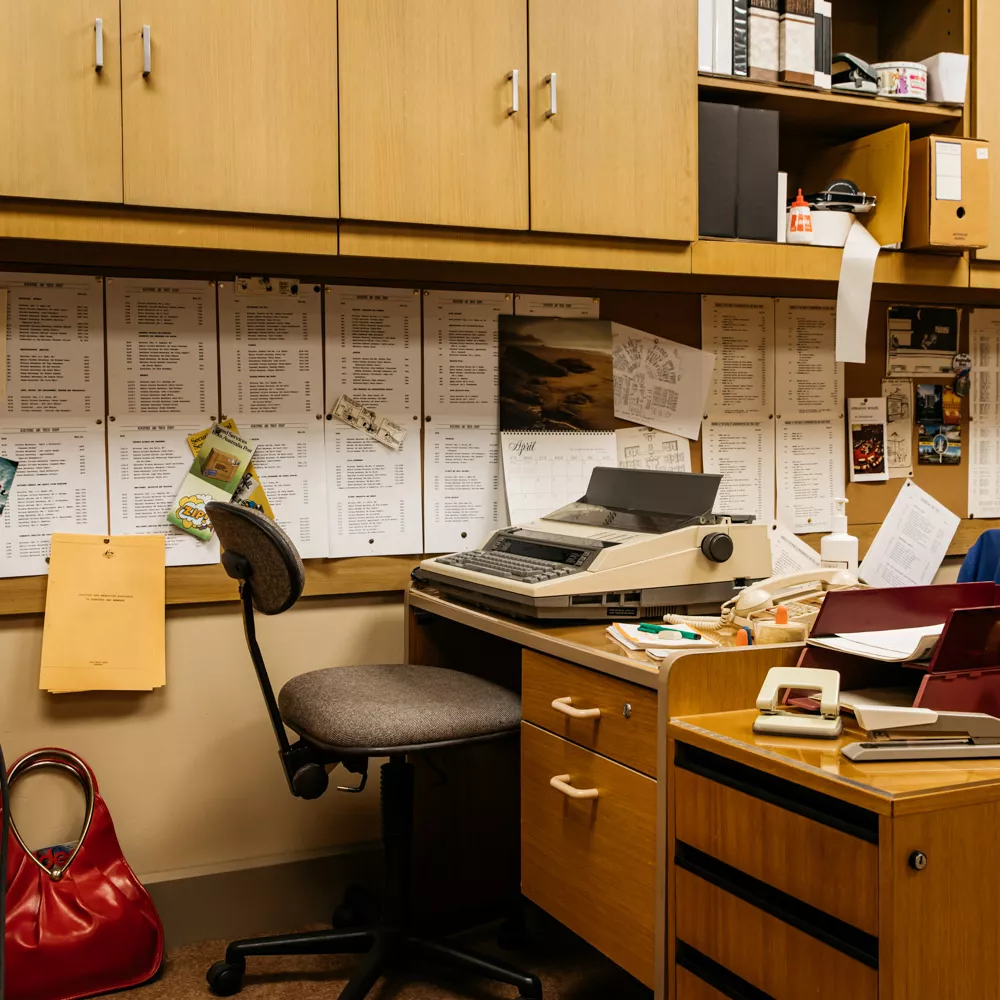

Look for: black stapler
[832,53,878,97]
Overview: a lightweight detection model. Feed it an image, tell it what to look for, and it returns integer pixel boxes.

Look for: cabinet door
[120,0,338,217]
[529,0,697,240]
[0,1,122,203]
[977,1,1000,260]
[339,0,528,230]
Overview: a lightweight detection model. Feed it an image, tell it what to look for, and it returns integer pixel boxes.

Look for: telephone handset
[732,568,860,617]
[663,568,861,632]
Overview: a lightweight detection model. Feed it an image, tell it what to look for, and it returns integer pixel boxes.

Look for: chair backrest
[205,502,335,799]
[206,502,305,614]
[959,529,1000,585]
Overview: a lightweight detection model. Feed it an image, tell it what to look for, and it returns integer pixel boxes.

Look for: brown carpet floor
[133,918,652,1000]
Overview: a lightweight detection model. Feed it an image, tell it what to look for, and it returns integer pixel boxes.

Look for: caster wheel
[206,960,244,997]
[333,883,374,928]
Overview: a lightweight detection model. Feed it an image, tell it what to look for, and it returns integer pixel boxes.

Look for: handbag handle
[6,749,96,881]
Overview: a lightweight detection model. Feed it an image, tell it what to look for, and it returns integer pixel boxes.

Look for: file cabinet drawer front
[674,766,878,935]
[521,722,656,986]
[521,650,657,776]
[676,967,730,1000]
[675,870,877,1000]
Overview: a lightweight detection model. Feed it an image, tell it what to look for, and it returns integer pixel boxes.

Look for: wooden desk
[668,710,1000,1000]
[405,586,803,996]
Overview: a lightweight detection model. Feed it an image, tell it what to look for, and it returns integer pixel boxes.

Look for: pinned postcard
[848,398,889,482]
[0,456,16,517]
[187,419,274,519]
[916,383,944,422]
[331,394,407,450]
[918,423,961,465]
[168,423,256,539]
[615,426,691,473]
[886,306,961,376]
[611,324,714,440]
[882,379,913,479]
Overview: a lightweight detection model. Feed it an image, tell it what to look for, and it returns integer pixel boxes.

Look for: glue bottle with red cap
[787,189,814,245]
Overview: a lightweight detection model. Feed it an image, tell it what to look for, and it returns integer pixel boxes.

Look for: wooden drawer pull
[550,774,600,800]
[551,696,601,719]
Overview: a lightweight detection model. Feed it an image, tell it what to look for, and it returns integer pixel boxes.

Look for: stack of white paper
[808,623,945,662]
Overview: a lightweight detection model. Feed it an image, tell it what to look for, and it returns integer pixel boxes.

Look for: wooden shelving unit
[699,75,964,137]
[691,239,970,287]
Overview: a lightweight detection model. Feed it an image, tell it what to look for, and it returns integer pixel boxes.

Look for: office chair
[202,502,542,1000]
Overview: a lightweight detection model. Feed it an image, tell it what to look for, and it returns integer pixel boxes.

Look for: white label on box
[978,147,990,160]
[935,141,963,201]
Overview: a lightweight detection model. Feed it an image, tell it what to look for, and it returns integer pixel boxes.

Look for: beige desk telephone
[733,568,860,617]
[665,568,860,633]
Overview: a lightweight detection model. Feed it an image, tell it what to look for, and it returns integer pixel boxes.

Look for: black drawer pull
[676,842,879,969]
[676,942,775,1000]
[674,742,879,844]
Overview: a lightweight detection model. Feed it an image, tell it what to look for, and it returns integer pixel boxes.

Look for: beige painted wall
[1,595,404,882]
[0,557,969,887]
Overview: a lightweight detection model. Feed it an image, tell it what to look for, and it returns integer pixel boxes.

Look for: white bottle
[821,497,859,572]
[787,189,814,245]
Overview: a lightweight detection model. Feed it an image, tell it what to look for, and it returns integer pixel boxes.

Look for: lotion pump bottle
[821,497,858,573]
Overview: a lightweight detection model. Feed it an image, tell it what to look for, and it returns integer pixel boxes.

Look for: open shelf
[699,75,964,138]
[691,239,970,287]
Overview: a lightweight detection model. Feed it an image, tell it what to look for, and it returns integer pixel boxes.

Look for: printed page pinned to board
[39,533,166,694]
[859,480,960,588]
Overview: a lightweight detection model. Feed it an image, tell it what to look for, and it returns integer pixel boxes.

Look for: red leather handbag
[4,748,164,1000]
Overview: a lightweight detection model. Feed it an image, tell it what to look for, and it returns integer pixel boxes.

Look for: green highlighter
[638,623,701,640]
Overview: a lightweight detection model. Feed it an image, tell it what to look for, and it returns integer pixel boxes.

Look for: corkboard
[843,299,970,524]
[0,263,996,617]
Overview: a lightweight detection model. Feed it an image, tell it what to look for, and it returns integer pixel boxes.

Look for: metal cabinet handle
[142,24,151,78]
[545,72,557,118]
[94,18,103,72]
[551,696,600,719]
[550,774,598,800]
[506,69,519,116]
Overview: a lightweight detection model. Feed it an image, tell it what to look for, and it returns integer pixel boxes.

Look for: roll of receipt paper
[836,219,881,364]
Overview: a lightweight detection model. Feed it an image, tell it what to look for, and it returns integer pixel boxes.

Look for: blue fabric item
[958,530,1000,583]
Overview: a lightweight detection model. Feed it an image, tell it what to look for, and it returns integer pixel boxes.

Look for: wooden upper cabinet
[529,0,698,241]
[120,0,339,218]
[339,0,529,230]
[0,1,123,203]
[977,0,1000,261]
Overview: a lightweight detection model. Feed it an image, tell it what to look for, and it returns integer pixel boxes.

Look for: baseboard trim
[147,847,381,949]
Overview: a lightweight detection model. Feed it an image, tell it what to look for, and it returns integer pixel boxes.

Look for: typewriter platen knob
[700,532,734,563]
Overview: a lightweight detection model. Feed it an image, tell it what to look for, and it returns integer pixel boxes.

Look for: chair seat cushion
[277,664,521,752]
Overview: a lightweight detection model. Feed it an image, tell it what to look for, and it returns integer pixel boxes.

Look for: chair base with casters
[203,501,542,1000]
[207,756,541,1000]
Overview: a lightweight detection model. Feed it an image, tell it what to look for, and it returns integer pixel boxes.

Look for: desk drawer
[521,722,656,987]
[521,650,657,776]
[676,966,730,1000]
[674,751,878,935]
[675,866,878,1000]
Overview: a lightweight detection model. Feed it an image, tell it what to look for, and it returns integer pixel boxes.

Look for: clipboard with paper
[39,534,166,693]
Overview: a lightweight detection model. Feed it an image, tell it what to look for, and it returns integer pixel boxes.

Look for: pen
[638,623,701,640]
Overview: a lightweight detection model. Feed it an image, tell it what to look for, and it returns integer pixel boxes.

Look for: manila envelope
[800,123,911,248]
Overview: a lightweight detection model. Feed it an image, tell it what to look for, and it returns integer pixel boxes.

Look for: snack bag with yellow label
[186,419,274,520]
[167,423,256,540]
